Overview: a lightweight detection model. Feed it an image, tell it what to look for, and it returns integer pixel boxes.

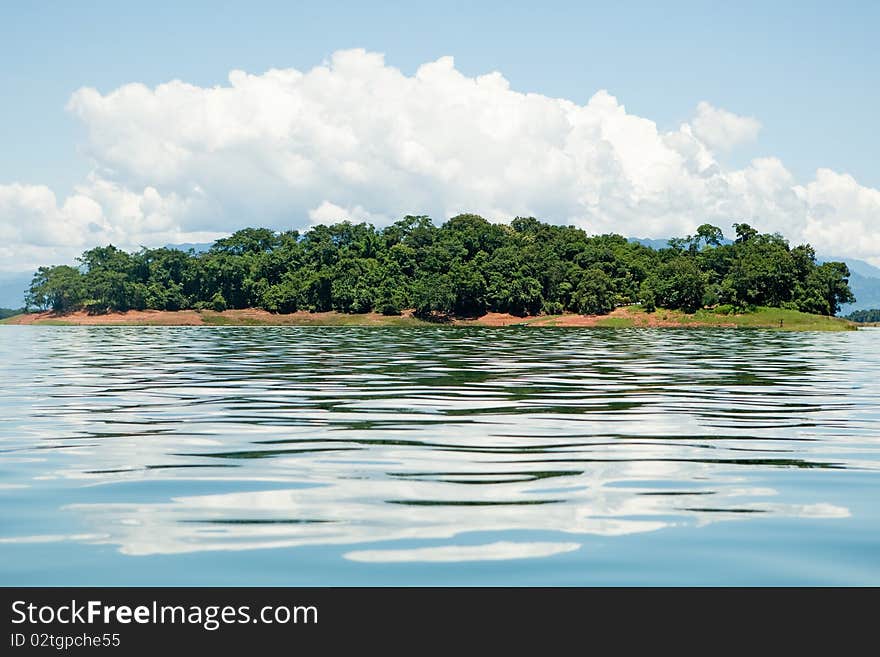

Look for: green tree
[724,233,795,307]
[211,228,280,255]
[78,245,139,312]
[411,273,454,317]
[733,222,759,244]
[571,267,616,315]
[331,257,382,313]
[846,308,880,323]
[695,223,724,248]
[795,261,855,315]
[24,216,853,322]
[26,265,85,312]
[642,257,706,313]
[449,259,487,316]
[211,291,227,312]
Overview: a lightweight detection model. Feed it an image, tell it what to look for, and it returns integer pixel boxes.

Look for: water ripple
[1,326,879,583]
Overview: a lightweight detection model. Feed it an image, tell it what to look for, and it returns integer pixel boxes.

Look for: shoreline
[1,306,857,330]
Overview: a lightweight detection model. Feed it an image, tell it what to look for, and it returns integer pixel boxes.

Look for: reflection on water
[1,326,879,584]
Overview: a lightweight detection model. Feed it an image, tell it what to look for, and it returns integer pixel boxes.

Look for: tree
[376,279,408,315]
[211,228,280,255]
[78,245,138,312]
[695,224,724,248]
[411,273,454,317]
[211,292,227,312]
[261,271,306,313]
[796,261,855,315]
[846,308,880,323]
[510,216,541,234]
[26,266,85,312]
[25,216,853,321]
[443,214,505,258]
[571,267,616,315]
[0,308,21,319]
[724,233,795,307]
[330,257,382,313]
[642,257,706,313]
[449,260,487,316]
[733,222,759,244]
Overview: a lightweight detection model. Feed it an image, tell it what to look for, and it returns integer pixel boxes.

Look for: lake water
[1,326,878,585]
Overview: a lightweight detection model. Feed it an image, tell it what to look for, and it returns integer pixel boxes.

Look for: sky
[1,0,878,273]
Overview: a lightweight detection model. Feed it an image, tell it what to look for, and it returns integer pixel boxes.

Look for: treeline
[845,308,880,323]
[25,214,855,317]
[0,307,22,320]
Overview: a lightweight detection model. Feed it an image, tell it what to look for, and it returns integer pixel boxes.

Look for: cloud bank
[1,48,878,271]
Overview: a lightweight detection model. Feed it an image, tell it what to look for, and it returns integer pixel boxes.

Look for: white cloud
[0,48,878,270]
[691,101,762,151]
[0,179,224,271]
[798,169,880,261]
[308,200,385,225]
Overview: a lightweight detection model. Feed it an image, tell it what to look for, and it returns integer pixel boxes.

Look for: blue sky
[1,0,878,272]
[3,0,877,192]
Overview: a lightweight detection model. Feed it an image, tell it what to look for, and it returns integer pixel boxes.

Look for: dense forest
[24,214,855,318]
[845,308,880,323]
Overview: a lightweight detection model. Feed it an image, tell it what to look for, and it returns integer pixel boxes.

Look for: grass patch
[24,319,76,326]
[594,316,636,328]
[645,306,856,331]
[703,306,854,330]
[201,314,269,326]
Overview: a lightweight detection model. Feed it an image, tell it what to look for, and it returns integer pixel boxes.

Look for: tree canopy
[25,216,855,318]
[845,308,880,323]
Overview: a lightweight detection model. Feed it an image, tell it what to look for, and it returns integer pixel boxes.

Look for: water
[1,326,878,585]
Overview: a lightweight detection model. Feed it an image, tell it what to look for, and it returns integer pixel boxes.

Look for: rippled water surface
[1,326,878,585]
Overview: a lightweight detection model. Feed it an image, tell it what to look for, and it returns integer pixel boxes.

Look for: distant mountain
[839,272,880,314]
[163,242,212,253]
[814,256,880,314]
[817,255,880,279]
[628,237,676,250]
[0,272,31,310]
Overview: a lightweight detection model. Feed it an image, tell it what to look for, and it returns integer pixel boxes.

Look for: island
[3,214,859,330]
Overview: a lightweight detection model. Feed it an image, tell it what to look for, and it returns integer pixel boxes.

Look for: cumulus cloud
[1,48,878,270]
[308,200,385,225]
[691,101,762,151]
[0,178,223,272]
